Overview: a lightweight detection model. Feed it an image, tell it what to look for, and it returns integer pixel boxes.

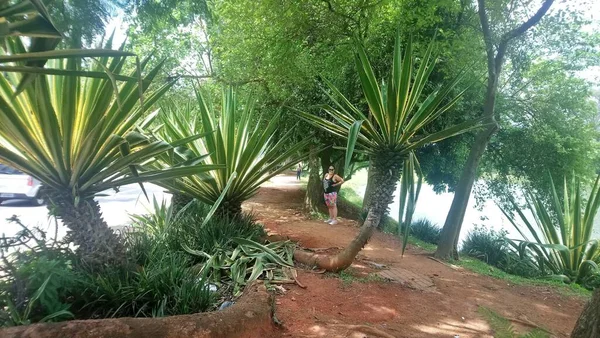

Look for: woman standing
[323,165,344,224]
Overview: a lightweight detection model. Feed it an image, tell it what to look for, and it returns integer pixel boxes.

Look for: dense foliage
[150,87,310,216]
[502,176,600,286]
[409,219,441,245]
[0,200,293,325]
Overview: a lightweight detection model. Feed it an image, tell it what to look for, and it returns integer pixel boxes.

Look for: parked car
[0,164,44,206]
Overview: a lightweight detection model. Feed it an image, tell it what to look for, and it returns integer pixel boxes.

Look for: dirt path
[243,174,586,338]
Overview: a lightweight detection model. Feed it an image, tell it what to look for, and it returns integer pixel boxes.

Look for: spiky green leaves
[0,49,216,200]
[299,32,482,163]
[151,87,311,209]
[501,175,600,283]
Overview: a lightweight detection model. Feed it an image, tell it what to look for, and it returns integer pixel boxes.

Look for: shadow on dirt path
[243,174,585,338]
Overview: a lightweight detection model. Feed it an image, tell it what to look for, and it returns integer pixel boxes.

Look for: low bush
[0,198,286,327]
[461,225,508,267]
[129,199,265,260]
[409,218,441,245]
[0,219,75,326]
[461,225,542,279]
[70,250,215,319]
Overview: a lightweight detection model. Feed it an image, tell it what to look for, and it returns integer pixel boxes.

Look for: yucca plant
[150,86,311,217]
[501,175,600,284]
[295,32,482,271]
[0,0,61,84]
[0,41,219,268]
[0,1,137,91]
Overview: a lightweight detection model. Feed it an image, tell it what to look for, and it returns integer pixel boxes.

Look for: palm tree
[296,33,482,271]
[149,86,311,218]
[0,42,219,268]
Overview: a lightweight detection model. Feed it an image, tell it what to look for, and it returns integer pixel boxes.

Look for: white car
[0,164,45,206]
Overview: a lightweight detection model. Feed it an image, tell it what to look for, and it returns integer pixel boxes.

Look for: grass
[454,257,591,298]
[478,306,550,338]
[326,269,386,286]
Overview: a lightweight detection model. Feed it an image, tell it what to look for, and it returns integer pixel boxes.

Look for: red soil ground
[243,174,588,338]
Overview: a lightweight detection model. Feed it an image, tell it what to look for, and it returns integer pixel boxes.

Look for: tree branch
[477,0,496,75]
[500,0,555,45]
[321,0,359,27]
[495,0,554,73]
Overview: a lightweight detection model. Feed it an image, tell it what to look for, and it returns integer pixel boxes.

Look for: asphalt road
[0,183,169,240]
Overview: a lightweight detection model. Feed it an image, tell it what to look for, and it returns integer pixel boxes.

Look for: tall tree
[435,0,555,259]
[296,33,481,271]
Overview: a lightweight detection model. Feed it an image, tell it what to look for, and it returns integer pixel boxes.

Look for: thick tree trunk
[435,0,553,260]
[43,189,125,268]
[217,199,243,220]
[0,283,274,338]
[304,147,323,212]
[171,192,194,215]
[571,288,600,338]
[319,147,332,175]
[434,124,497,259]
[295,152,403,271]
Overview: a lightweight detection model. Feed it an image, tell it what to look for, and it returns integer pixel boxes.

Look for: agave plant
[295,33,482,271]
[501,175,600,284]
[150,86,311,217]
[0,42,219,267]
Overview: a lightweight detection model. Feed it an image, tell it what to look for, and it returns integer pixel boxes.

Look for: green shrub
[462,225,509,267]
[70,249,215,318]
[0,218,75,326]
[502,175,600,286]
[129,199,266,262]
[461,225,542,278]
[409,219,441,245]
[1,198,274,326]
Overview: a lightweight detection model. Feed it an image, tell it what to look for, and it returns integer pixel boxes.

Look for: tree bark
[171,192,194,215]
[434,0,554,259]
[362,160,375,213]
[571,288,600,338]
[43,189,125,269]
[304,147,323,212]
[435,124,497,258]
[295,152,403,271]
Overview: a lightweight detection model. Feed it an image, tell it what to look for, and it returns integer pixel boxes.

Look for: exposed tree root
[293,225,375,272]
[0,283,274,338]
[427,256,461,270]
[327,324,396,338]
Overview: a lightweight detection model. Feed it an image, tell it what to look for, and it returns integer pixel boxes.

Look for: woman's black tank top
[323,175,336,193]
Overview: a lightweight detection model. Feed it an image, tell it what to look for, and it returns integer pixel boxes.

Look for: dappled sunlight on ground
[414,317,491,337]
[251,174,586,338]
[365,303,398,317]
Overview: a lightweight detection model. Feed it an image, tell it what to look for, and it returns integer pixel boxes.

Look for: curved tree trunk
[571,288,600,338]
[43,189,125,268]
[304,147,323,212]
[295,152,403,271]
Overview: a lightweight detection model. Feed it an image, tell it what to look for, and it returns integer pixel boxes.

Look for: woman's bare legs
[330,205,338,224]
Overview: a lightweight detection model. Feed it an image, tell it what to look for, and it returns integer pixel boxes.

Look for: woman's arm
[333,175,344,186]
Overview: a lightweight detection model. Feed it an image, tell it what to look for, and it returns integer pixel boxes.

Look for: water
[354,176,600,245]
